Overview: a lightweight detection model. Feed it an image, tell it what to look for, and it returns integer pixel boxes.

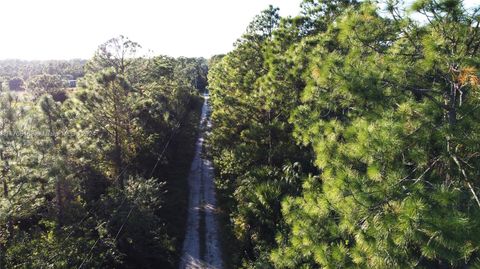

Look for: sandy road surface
[179,93,223,269]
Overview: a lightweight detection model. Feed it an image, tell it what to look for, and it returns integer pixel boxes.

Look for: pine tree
[274,1,480,268]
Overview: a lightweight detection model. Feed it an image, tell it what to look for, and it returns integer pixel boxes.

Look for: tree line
[0,36,207,268]
[208,0,480,268]
[0,59,86,94]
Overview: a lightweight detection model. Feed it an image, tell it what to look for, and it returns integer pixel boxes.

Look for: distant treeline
[0,59,86,79]
[0,59,86,89]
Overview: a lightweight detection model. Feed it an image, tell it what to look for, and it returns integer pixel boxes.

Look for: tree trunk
[114,129,124,189]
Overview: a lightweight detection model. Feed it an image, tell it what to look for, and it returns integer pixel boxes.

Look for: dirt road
[179,93,223,269]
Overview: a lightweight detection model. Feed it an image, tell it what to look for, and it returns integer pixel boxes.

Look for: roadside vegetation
[0,36,207,268]
[208,0,480,268]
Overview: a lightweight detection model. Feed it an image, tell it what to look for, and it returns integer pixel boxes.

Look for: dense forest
[0,36,208,268]
[208,0,480,268]
[1,0,480,268]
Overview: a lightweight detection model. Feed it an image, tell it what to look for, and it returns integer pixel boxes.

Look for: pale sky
[0,0,478,60]
[0,0,301,60]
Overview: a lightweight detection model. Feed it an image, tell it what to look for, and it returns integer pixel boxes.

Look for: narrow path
[179,93,223,269]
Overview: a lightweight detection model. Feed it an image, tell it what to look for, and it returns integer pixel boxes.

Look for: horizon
[0,0,301,61]
[0,0,477,61]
